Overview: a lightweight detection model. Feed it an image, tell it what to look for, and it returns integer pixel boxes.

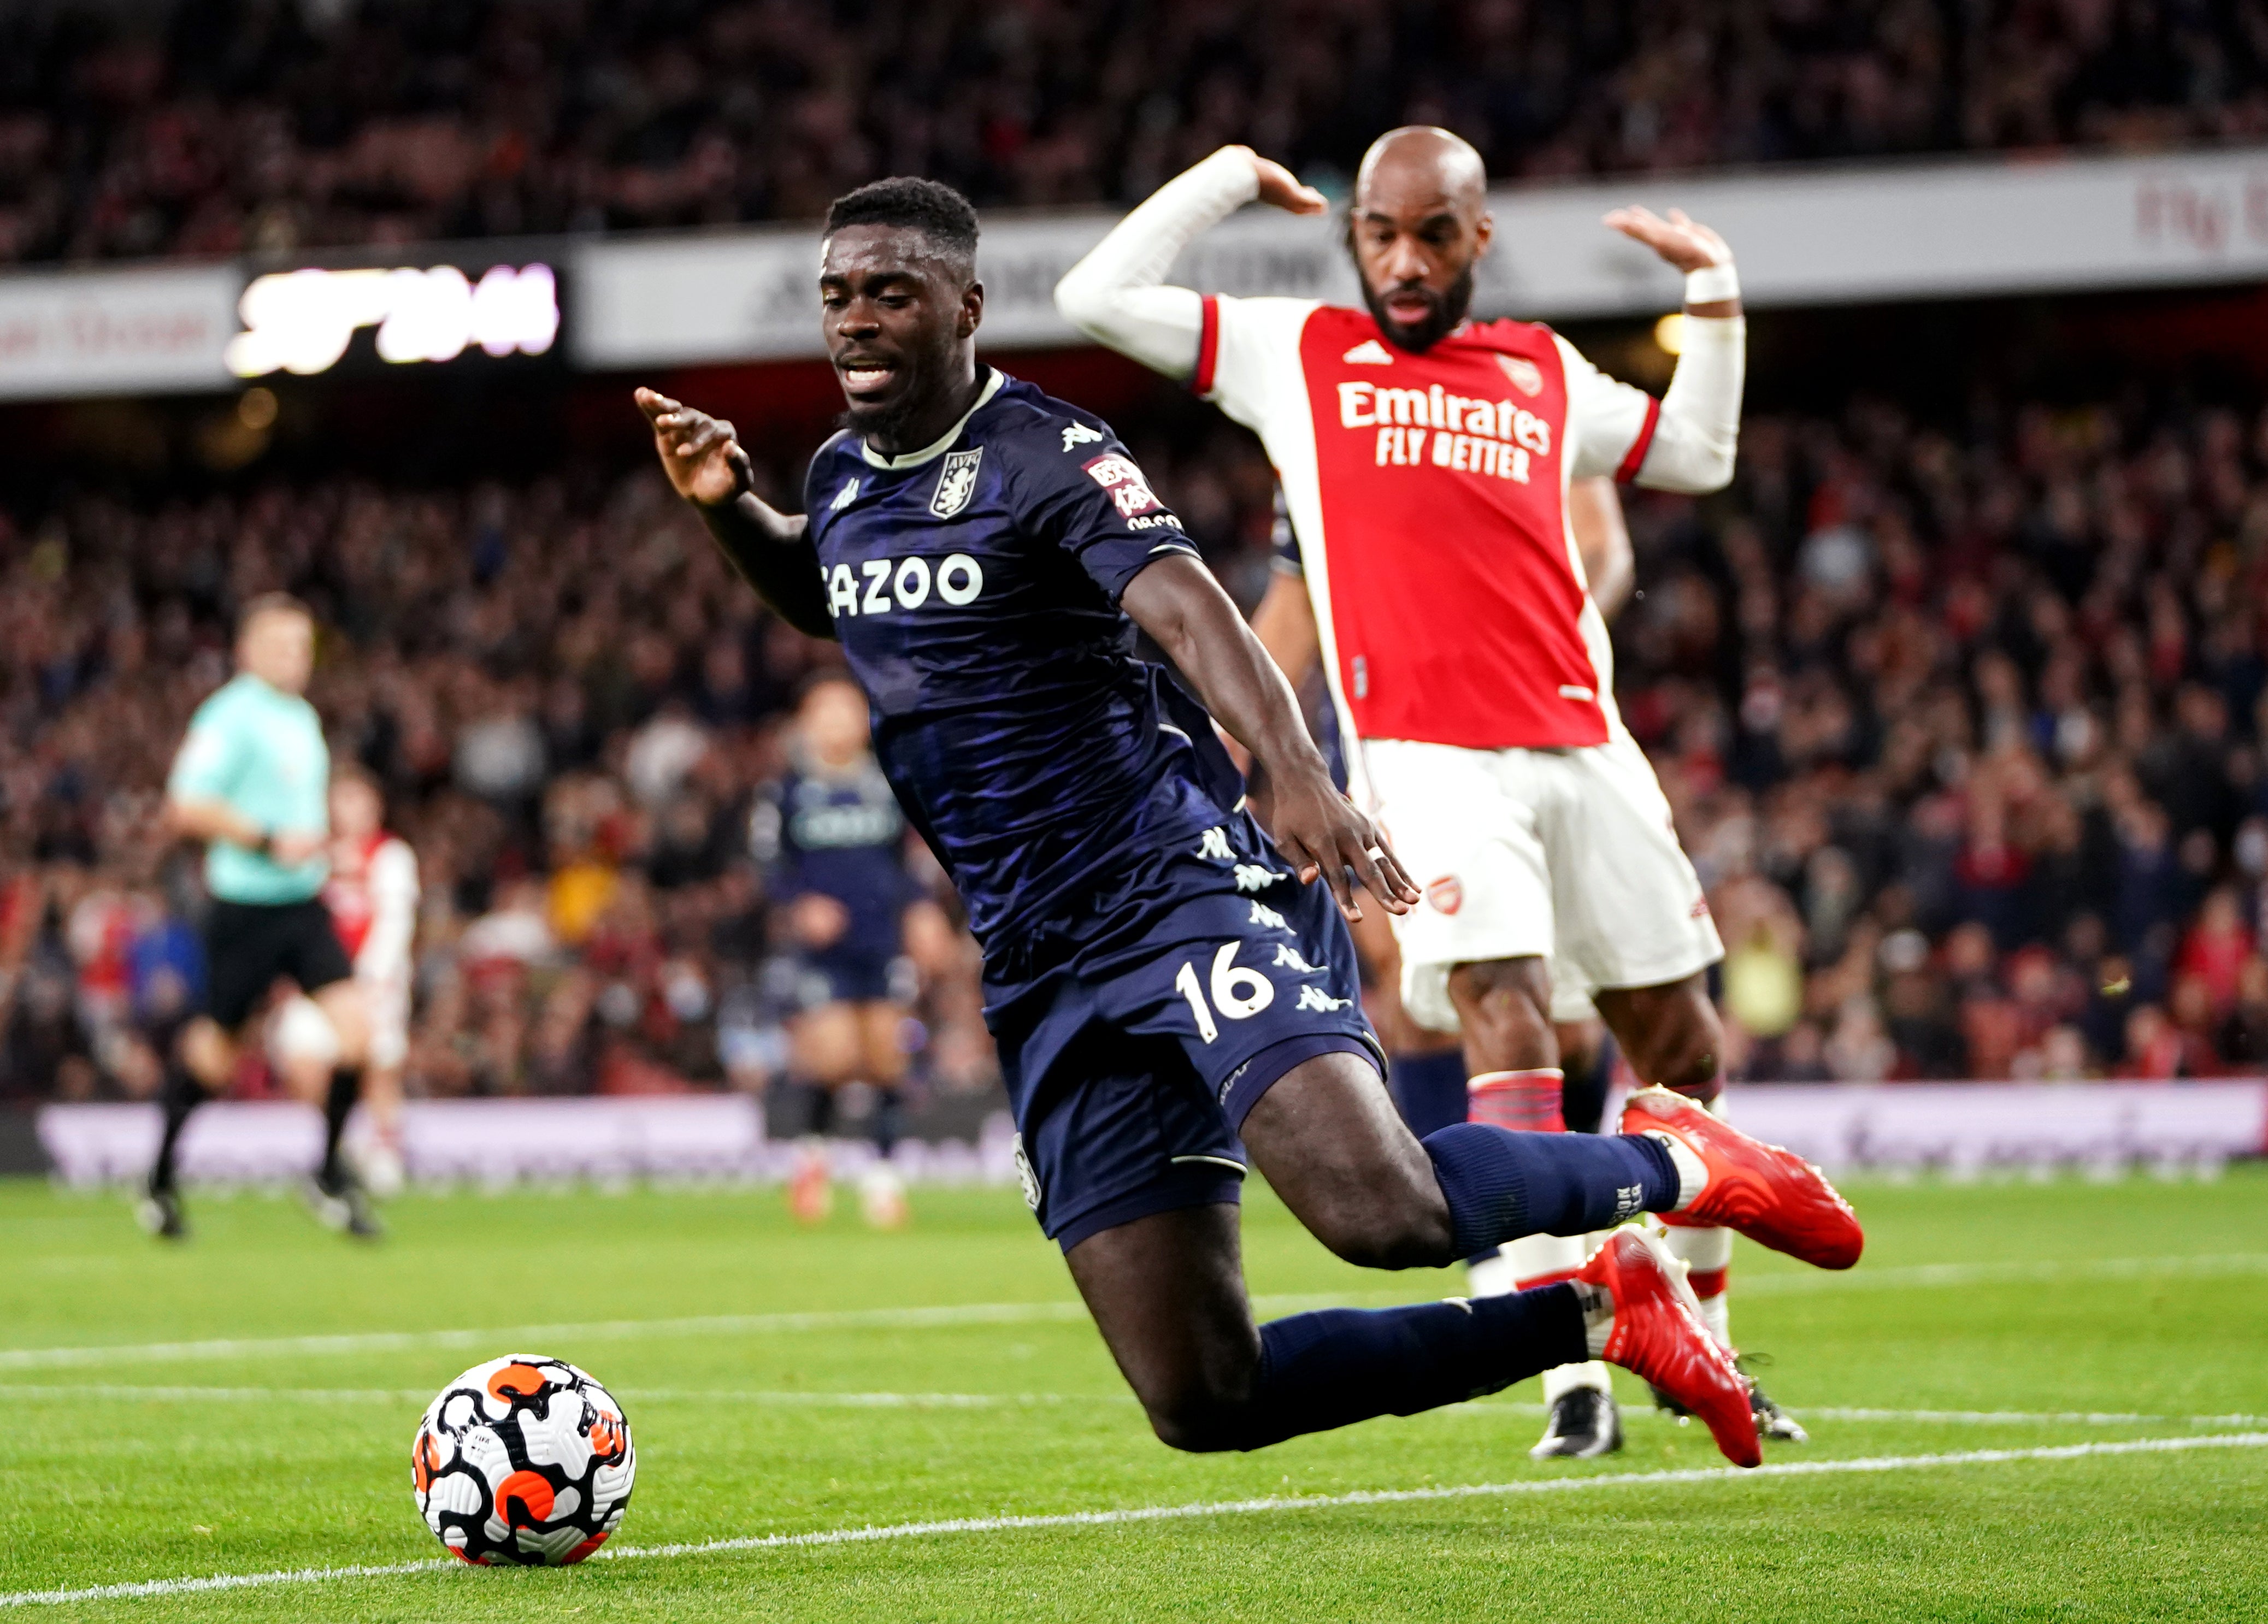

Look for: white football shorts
[1363,733,1723,1031]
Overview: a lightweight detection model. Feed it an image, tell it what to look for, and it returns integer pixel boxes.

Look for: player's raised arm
[1055,146,1326,379]
[1582,206,1745,494]
[634,387,835,640]
[1121,554,1415,922]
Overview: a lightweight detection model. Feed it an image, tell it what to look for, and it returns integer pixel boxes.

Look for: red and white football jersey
[1197,297,1662,777]
[323,831,419,975]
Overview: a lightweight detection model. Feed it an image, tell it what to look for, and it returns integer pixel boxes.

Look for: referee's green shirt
[166,672,331,905]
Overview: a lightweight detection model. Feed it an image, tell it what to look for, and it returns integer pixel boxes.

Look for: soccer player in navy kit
[752,673,920,1224]
[633,177,1862,1466]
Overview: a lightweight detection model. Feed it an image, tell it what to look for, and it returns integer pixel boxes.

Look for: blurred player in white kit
[274,765,419,1195]
[1059,128,1800,1456]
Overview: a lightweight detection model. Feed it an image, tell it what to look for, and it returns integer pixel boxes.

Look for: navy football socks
[1229,1285,1588,1450]
[1421,1123,1680,1258]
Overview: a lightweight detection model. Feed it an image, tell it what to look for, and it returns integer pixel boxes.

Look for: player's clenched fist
[635,386,749,507]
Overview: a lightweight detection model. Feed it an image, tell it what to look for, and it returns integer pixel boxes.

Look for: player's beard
[1360,263,1476,354]
[836,348,942,448]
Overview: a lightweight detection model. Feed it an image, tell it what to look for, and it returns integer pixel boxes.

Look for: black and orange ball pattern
[413,1355,634,1566]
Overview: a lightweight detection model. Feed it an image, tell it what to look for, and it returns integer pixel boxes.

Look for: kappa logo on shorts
[1010,1132,1041,1213]
[930,448,983,518]
[1426,875,1463,916]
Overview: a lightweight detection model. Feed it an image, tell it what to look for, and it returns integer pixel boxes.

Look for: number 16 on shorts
[1174,943,1274,1042]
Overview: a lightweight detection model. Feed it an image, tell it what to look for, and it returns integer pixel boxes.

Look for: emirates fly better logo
[1336,380,1553,482]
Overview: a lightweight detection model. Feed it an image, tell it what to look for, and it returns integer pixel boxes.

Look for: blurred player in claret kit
[631,174,1860,1467]
[1060,130,1794,1457]
[752,674,918,1229]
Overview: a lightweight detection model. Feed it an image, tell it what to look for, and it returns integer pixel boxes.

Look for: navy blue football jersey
[802,368,1241,948]
[749,756,912,964]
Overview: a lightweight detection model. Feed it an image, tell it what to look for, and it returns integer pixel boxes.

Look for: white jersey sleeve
[356,837,420,981]
[1198,294,1321,435]
[1055,146,1259,380]
[1553,315,1744,493]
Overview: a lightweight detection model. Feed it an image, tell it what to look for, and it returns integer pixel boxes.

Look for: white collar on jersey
[857,367,1005,470]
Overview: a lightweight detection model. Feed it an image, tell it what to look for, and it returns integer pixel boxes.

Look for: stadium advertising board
[573,144,2268,366]
[0,263,238,400]
[225,261,561,378]
[4,146,2264,394]
[0,252,564,399]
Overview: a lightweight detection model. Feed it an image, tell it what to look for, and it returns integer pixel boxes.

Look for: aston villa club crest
[1496,354,1544,397]
[929,448,982,518]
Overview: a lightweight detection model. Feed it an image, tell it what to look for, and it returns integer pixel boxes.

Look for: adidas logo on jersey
[1342,339,1395,364]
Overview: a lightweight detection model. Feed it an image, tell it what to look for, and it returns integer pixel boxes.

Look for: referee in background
[140,594,379,1239]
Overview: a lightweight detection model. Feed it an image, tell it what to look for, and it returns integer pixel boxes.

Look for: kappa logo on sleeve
[1082,453,1162,518]
[1060,420,1105,452]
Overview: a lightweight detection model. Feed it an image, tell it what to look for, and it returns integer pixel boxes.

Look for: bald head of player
[235,592,315,696]
[1347,126,1493,354]
[819,176,987,456]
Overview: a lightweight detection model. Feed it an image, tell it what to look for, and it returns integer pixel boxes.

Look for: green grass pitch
[3,1165,2265,1621]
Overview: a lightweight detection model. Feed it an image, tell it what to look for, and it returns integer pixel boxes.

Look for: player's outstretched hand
[1603,205,1732,274]
[635,387,750,507]
[1230,146,1329,217]
[1268,770,1419,923]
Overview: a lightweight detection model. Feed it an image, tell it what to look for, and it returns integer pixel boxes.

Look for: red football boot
[1577,1227,1760,1468]
[1620,1087,1864,1271]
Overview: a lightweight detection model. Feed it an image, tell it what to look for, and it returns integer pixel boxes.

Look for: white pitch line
[0,1292,1363,1373]
[4,1253,2264,1372]
[1731,1251,2268,1296]
[1800,1407,2268,1428]
[0,1384,1126,1409]
[10,1384,2266,1432]
[3,1433,2262,1610]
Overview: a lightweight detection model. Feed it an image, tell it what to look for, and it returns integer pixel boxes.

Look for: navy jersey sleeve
[1008,419,1201,606]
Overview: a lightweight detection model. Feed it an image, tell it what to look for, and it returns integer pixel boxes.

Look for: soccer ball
[412,1354,635,1566]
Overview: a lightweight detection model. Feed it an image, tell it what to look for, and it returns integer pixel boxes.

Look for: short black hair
[823,177,979,267]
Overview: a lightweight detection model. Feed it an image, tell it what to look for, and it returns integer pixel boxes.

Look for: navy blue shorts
[787,948,906,1009]
[983,812,1382,1251]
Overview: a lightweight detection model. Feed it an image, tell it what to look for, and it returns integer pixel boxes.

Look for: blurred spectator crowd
[0,416,1277,1105]
[5,0,2268,265]
[1,376,2266,1100]
[1613,389,2268,1082]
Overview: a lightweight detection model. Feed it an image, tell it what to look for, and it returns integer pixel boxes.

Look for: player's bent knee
[1447,959,1556,1069]
[1302,1194,1454,1271]
[1142,1395,1248,1454]
[1649,1006,1724,1099]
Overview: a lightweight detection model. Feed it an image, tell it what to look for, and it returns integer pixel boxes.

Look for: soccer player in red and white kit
[323,766,419,1195]
[1059,128,1784,1457]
